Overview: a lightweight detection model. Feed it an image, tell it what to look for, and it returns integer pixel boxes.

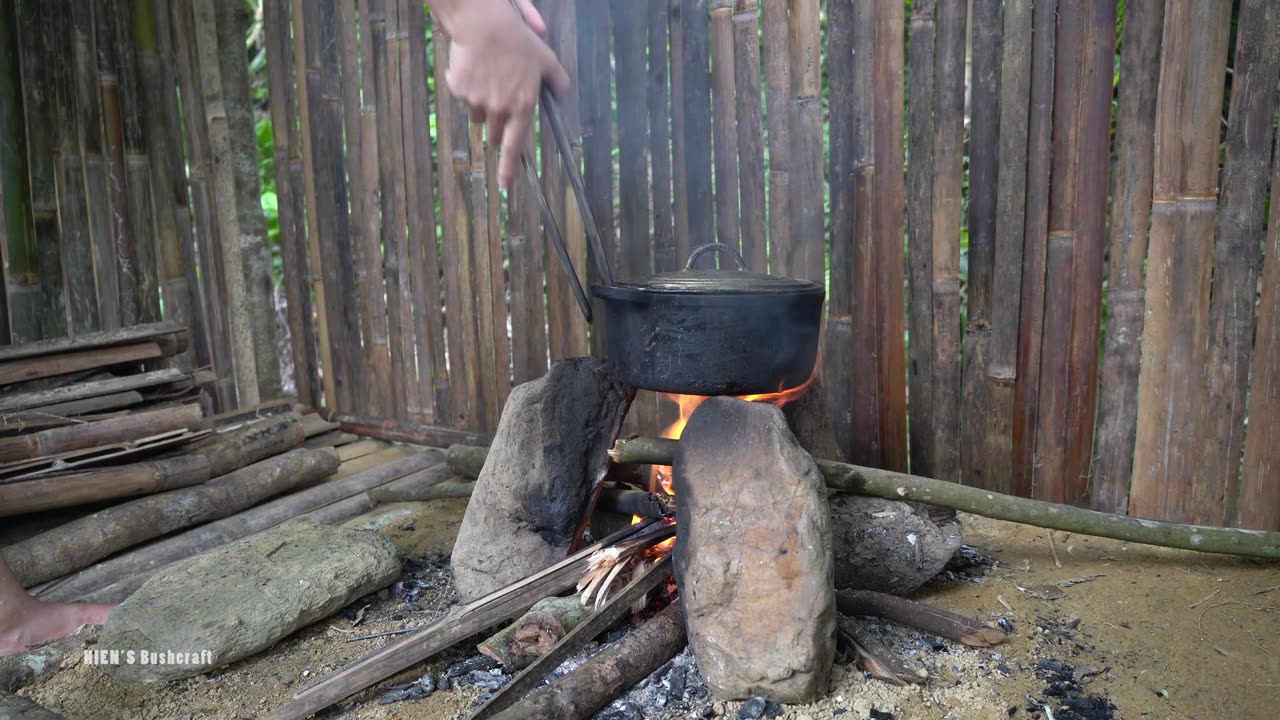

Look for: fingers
[540,45,571,99]
[514,0,547,37]
[486,110,510,162]
[499,111,531,189]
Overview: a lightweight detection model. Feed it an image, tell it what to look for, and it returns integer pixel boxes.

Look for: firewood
[0,321,188,363]
[604,437,1280,560]
[837,590,1008,647]
[0,404,202,463]
[478,596,592,670]
[3,447,338,587]
[0,454,210,518]
[193,411,304,477]
[444,443,650,488]
[0,342,165,386]
[487,600,686,720]
[0,368,190,414]
[333,414,494,448]
[262,521,660,720]
[364,464,454,503]
[32,450,438,602]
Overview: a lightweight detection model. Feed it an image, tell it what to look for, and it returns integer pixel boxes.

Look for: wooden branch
[603,438,1280,559]
[488,599,685,720]
[0,404,202,463]
[474,554,675,720]
[837,590,1007,647]
[3,447,338,587]
[335,415,495,448]
[0,454,209,518]
[194,411,304,477]
[34,450,437,602]
[0,368,188,413]
[478,597,592,670]
[262,521,660,720]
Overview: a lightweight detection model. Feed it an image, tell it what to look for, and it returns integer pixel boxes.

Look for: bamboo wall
[263,0,1280,531]
[0,0,280,412]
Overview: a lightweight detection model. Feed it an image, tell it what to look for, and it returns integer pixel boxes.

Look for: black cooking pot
[592,244,824,395]
[523,86,823,396]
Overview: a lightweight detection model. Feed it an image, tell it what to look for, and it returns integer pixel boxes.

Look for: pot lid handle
[684,243,749,272]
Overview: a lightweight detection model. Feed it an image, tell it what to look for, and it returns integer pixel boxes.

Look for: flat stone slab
[674,397,836,704]
[452,358,631,602]
[97,522,400,682]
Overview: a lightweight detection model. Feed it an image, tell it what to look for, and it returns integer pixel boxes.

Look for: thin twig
[1188,588,1220,609]
[343,628,417,643]
[1046,529,1062,568]
[997,595,1015,615]
[1255,584,1280,596]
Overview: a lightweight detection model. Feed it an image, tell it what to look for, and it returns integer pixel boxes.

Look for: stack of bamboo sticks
[0,321,464,604]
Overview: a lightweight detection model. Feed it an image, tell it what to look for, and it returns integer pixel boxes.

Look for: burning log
[837,590,1008,647]
[3,447,338,587]
[478,596,592,670]
[487,600,686,720]
[608,437,1280,559]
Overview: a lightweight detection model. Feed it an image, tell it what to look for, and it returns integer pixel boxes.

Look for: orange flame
[644,363,820,497]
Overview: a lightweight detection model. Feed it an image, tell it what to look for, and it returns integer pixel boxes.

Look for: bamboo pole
[1196,0,1280,527]
[958,0,1001,490]
[507,119,548,385]
[133,0,190,358]
[0,403,201,464]
[466,119,501,429]
[928,0,965,483]
[0,454,210,518]
[871,1,909,473]
[1010,0,1057,499]
[611,0,654,435]
[262,0,318,409]
[761,0,789,275]
[788,0,822,284]
[0,320,185,361]
[650,3,677,276]
[577,0,612,359]
[1091,0,1163,515]
[0,367,187,414]
[371,0,415,420]
[985,0,1034,498]
[604,437,1280,559]
[402,0,449,420]
[149,0,209,372]
[1240,128,1280,532]
[1130,1,1232,524]
[0,0,39,344]
[709,0,740,251]
[483,133,511,420]
[191,0,258,407]
[905,0,936,477]
[669,0,689,264]
[1034,0,1087,504]
[732,0,765,273]
[0,341,162,385]
[340,0,391,418]
[1062,0,1117,506]
[171,0,236,409]
[680,0,714,254]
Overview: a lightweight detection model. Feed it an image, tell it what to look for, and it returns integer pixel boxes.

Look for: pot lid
[640,243,820,293]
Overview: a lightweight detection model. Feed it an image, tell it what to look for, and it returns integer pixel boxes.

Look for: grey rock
[98,522,400,682]
[674,397,836,704]
[451,358,631,602]
[829,494,962,595]
[0,694,63,720]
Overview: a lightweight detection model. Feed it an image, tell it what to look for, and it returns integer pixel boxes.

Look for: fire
[645,364,819,496]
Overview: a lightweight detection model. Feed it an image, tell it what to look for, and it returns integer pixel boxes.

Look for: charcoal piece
[736,697,768,720]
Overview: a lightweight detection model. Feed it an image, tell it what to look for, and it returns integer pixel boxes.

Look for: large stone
[829,494,962,596]
[674,397,836,703]
[97,522,400,682]
[451,358,631,602]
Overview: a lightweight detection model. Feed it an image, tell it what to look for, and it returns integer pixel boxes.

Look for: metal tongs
[519,85,613,322]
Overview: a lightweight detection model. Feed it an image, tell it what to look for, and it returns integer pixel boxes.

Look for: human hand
[435,0,570,188]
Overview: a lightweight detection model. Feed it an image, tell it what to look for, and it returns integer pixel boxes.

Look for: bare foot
[0,599,115,656]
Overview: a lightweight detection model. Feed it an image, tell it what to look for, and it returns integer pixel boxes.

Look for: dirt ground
[15,499,1280,720]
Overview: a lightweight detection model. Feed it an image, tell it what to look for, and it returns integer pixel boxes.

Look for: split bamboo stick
[0,342,162,386]
[732,0,765,273]
[466,119,501,430]
[871,1,909,473]
[905,0,937,477]
[1195,0,1280,526]
[1010,0,1057,499]
[788,0,823,284]
[577,0,613,359]
[958,0,1001,491]
[709,0,740,250]
[1130,1,1232,523]
[928,0,966,483]
[680,0,714,253]
[669,0,690,263]
[0,0,38,344]
[985,0,1034,498]
[650,2,677,277]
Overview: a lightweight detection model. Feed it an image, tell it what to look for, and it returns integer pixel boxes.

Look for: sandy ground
[15,498,1280,720]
